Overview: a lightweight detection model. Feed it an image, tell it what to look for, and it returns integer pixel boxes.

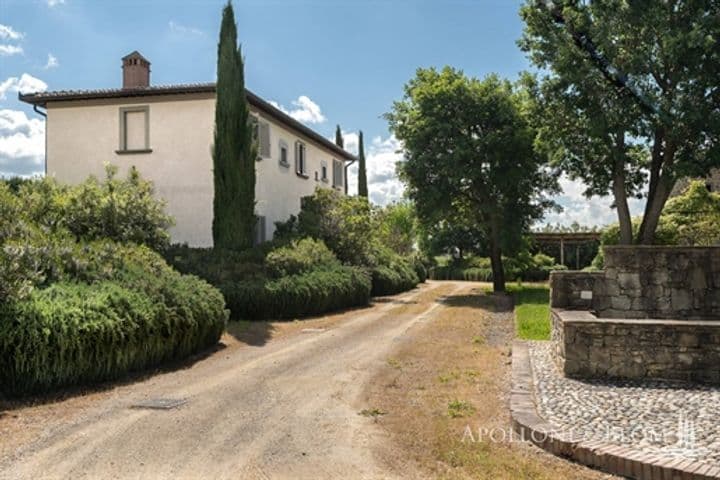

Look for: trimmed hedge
[429,253,567,282]
[371,259,419,296]
[220,265,371,320]
[0,272,227,397]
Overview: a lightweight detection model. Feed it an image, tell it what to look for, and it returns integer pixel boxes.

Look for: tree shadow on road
[225,320,276,347]
[439,289,513,313]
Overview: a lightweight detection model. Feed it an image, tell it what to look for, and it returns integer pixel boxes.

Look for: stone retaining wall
[550,246,720,319]
[552,309,720,384]
[550,246,720,383]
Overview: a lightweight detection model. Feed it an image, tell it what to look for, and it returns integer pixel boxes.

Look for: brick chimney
[122,51,150,89]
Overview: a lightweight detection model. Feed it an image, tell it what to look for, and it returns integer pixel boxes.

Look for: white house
[20,51,356,247]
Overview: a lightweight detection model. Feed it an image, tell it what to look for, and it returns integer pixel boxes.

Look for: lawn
[507,283,551,340]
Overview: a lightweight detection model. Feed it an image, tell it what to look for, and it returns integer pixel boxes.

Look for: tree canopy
[386,68,559,291]
[520,0,720,244]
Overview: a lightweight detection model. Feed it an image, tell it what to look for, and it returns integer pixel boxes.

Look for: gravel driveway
[0,282,464,480]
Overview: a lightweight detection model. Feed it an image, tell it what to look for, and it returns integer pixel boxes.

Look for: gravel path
[0,282,465,480]
[529,341,720,467]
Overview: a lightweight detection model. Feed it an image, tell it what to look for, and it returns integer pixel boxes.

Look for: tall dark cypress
[335,125,344,148]
[357,130,368,198]
[212,2,256,250]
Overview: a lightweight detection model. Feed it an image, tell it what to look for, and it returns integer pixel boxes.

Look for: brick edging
[510,341,720,480]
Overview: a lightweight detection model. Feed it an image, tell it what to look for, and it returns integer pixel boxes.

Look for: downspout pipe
[344,158,355,195]
[32,105,48,176]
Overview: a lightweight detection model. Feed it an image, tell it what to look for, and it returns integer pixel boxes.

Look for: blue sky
[0,0,644,227]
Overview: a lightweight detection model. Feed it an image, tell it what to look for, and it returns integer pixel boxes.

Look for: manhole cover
[131,397,187,410]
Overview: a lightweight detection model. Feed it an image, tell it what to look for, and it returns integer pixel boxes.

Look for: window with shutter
[279,140,289,167]
[332,159,343,188]
[295,141,307,177]
[259,121,271,158]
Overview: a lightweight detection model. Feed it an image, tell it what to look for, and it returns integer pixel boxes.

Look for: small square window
[321,161,328,182]
[279,140,289,167]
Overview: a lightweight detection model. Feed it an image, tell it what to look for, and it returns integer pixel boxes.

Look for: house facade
[20,51,355,247]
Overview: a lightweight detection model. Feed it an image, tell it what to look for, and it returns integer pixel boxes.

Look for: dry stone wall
[549,246,720,384]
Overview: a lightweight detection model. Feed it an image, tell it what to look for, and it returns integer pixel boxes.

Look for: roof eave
[18,87,357,161]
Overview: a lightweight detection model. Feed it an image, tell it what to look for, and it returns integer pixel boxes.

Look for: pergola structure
[530,232,601,270]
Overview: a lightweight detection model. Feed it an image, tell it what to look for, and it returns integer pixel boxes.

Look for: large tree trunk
[489,219,505,293]
[637,134,676,244]
[638,173,674,244]
[611,133,633,244]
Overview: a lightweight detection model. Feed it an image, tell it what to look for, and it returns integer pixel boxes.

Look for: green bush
[370,254,420,296]
[7,165,173,252]
[265,238,339,277]
[0,271,227,396]
[0,170,228,397]
[411,255,428,283]
[428,252,565,281]
[220,265,371,320]
[164,244,266,284]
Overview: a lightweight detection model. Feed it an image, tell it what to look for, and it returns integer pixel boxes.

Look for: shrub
[164,244,266,284]
[411,255,428,283]
[371,259,419,296]
[220,265,371,320]
[277,188,377,266]
[0,259,228,397]
[0,170,228,396]
[428,252,565,281]
[13,165,173,251]
[265,238,338,277]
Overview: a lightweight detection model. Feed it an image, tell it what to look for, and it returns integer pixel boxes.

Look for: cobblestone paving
[529,341,720,466]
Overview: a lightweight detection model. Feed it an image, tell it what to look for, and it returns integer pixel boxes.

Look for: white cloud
[0,74,48,100]
[0,109,45,177]
[0,24,23,40]
[0,45,23,56]
[44,53,59,69]
[168,20,204,36]
[47,0,65,6]
[269,95,326,125]
[539,174,646,228]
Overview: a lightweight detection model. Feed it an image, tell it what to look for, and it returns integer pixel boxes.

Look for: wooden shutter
[259,122,270,158]
[333,160,343,187]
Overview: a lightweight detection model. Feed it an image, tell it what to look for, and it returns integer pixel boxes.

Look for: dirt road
[1,282,465,480]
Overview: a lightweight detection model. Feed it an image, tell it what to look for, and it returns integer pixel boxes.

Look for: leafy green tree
[212,2,256,250]
[387,68,559,292]
[520,1,720,244]
[376,202,417,256]
[663,181,720,246]
[357,130,368,198]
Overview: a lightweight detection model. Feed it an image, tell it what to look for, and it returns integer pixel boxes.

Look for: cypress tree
[212,1,256,250]
[357,130,368,198]
[335,125,344,148]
